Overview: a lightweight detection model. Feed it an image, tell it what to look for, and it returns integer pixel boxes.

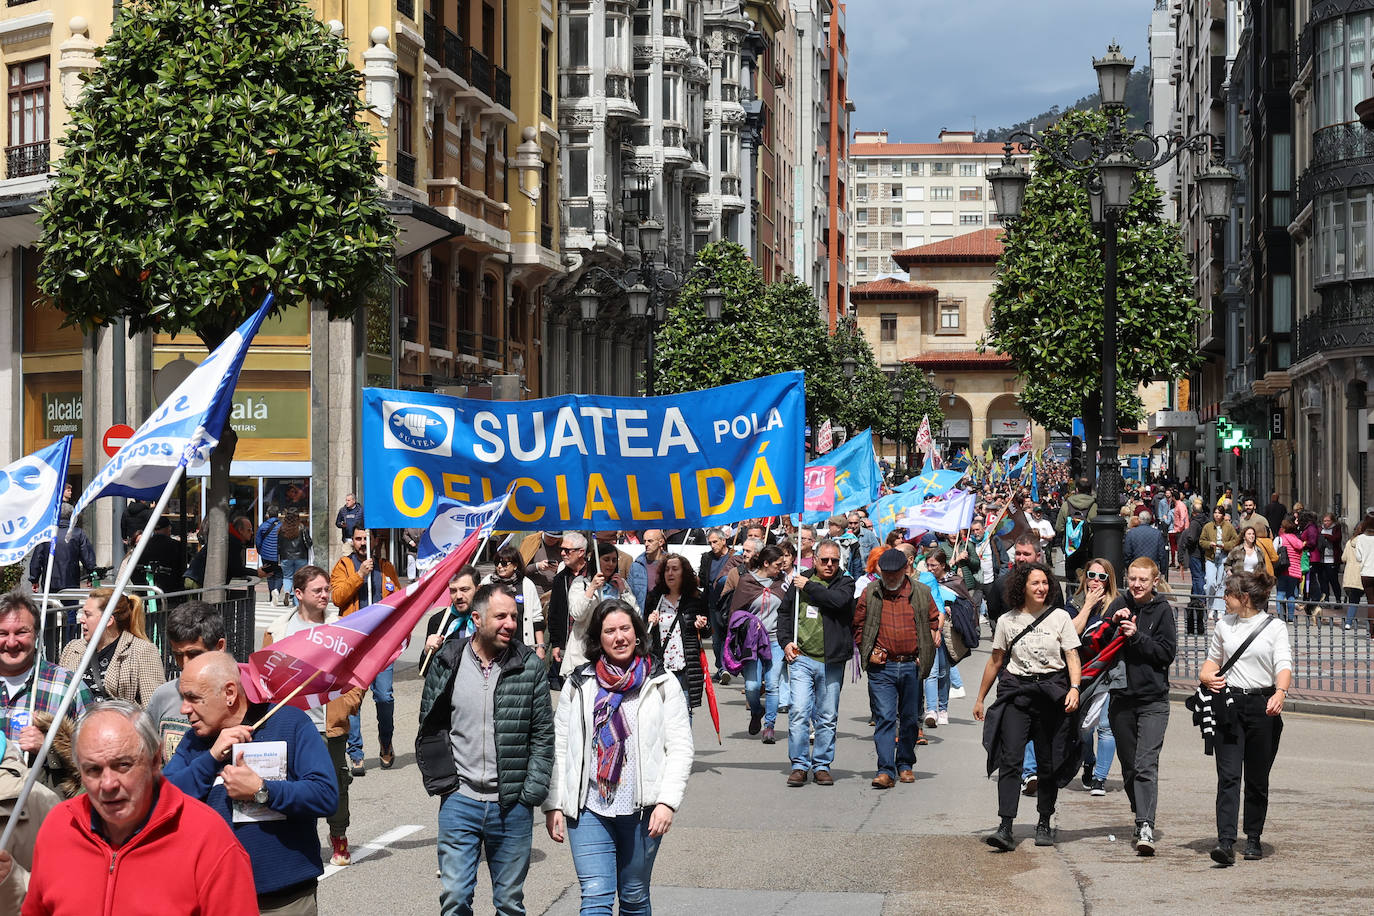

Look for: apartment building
[0,1,558,561]
[846,129,1029,288]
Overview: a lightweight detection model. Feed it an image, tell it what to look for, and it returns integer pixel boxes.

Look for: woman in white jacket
[563,546,639,675]
[544,598,693,915]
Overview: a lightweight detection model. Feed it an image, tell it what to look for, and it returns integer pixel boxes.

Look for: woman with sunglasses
[1071,559,1119,797]
[481,543,547,657]
[1200,569,1291,865]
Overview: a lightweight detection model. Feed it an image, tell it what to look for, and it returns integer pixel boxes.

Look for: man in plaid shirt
[0,592,95,753]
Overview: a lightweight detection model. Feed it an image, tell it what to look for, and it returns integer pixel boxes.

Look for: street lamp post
[890,379,907,474]
[576,216,724,396]
[987,42,1236,579]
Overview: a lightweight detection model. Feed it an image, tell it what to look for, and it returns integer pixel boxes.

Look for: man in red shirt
[854,549,940,788]
[22,700,257,916]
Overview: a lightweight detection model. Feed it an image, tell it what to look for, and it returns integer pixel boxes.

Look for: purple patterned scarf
[591,655,650,802]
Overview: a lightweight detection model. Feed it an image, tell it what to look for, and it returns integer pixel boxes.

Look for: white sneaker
[936,710,949,726]
[949,686,966,699]
[924,710,938,728]
[1136,822,1156,856]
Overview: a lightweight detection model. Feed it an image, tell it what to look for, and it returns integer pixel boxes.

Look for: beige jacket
[58,629,167,707]
[0,741,62,912]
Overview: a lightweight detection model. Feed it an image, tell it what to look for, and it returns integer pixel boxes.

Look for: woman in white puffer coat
[544,598,693,916]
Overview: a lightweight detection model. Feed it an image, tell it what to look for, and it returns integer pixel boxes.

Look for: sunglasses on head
[1086,570,1110,582]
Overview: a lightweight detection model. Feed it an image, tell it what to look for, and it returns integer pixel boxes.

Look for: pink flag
[914,414,933,453]
[804,465,836,512]
[239,528,482,708]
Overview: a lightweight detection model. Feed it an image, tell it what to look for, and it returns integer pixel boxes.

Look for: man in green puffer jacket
[416,583,554,915]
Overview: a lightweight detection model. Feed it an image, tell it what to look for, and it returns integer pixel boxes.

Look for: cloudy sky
[844,0,1156,141]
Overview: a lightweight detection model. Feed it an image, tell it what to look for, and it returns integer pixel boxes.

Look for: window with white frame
[959,162,980,177]
[880,313,897,341]
[855,160,868,176]
[931,186,952,201]
[856,209,869,225]
[908,162,923,176]
[937,297,963,333]
[905,234,923,248]
[856,257,869,272]
[907,185,925,201]
[890,183,903,200]
[931,211,954,225]
[959,186,982,201]
[959,213,983,225]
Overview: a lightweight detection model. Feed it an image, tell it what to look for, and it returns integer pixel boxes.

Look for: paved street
[280,603,1374,915]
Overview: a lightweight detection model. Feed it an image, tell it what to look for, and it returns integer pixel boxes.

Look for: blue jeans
[1022,743,1037,780]
[1189,556,1206,597]
[743,640,784,729]
[1276,575,1300,623]
[347,662,396,760]
[1346,587,1365,627]
[923,645,951,714]
[787,655,844,771]
[867,660,922,777]
[436,792,533,916]
[1205,557,1228,614]
[949,662,964,691]
[567,808,662,916]
[280,557,307,605]
[1081,694,1116,781]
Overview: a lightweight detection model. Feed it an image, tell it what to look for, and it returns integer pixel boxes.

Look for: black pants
[709,605,729,672]
[996,678,1068,820]
[1110,695,1170,826]
[1215,692,1283,843]
[325,734,352,838]
[1184,597,1207,636]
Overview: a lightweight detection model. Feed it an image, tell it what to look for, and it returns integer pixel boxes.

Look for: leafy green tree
[985,107,1199,479]
[821,316,889,436]
[37,0,396,589]
[880,363,944,473]
[654,242,834,414]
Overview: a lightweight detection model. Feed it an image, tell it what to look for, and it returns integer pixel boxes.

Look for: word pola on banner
[362,372,806,530]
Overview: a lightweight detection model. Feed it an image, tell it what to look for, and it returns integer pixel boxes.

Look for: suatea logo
[382,402,454,456]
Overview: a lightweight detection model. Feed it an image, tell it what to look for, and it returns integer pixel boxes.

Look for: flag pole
[28,541,59,718]
[1,462,186,854]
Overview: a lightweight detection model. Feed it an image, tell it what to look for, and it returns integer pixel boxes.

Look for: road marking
[320,823,425,880]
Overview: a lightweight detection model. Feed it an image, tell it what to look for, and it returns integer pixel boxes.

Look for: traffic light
[1070,436,1083,477]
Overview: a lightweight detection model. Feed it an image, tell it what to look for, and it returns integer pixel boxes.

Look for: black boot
[986,816,1015,851]
[1035,815,1055,847]
[1210,840,1235,866]
[1243,836,1263,860]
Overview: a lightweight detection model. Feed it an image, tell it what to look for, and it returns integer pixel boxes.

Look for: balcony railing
[396,151,416,188]
[493,66,511,108]
[470,48,492,97]
[1295,281,1374,361]
[1310,122,1374,173]
[397,0,415,20]
[444,30,468,80]
[481,334,503,361]
[424,13,440,61]
[429,323,448,350]
[6,140,48,179]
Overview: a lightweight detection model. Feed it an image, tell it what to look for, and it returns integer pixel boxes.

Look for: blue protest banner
[799,429,879,525]
[362,372,806,530]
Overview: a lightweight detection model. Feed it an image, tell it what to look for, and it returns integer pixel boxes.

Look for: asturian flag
[0,437,73,565]
[240,527,483,711]
[70,295,275,524]
[415,492,512,574]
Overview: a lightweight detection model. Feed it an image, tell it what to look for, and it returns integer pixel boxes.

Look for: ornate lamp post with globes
[987,43,1236,578]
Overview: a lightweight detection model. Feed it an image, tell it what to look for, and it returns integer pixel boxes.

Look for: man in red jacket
[22,700,257,916]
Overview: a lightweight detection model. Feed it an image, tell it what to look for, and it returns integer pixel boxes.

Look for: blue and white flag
[415,492,512,574]
[0,437,73,565]
[898,489,977,537]
[1006,452,1029,480]
[798,430,880,525]
[71,295,274,523]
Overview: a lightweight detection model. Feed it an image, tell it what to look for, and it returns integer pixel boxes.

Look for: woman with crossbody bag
[973,562,1081,851]
[1200,569,1292,866]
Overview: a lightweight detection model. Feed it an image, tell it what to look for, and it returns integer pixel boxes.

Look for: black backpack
[948,595,980,650]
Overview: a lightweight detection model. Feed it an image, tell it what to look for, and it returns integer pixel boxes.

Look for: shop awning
[0,193,42,248]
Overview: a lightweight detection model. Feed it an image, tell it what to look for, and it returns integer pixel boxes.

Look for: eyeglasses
[1085,570,1110,582]
[559,547,583,554]
[816,556,840,564]
[496,558,516,566]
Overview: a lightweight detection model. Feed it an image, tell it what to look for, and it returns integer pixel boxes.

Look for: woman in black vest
[645,553,707,717]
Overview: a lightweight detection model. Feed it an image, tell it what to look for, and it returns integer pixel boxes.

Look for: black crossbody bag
[1184,614,1277,752]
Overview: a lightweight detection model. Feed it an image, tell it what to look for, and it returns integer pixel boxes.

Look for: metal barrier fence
[1162,594,1374,697]
[37,579,262,679]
